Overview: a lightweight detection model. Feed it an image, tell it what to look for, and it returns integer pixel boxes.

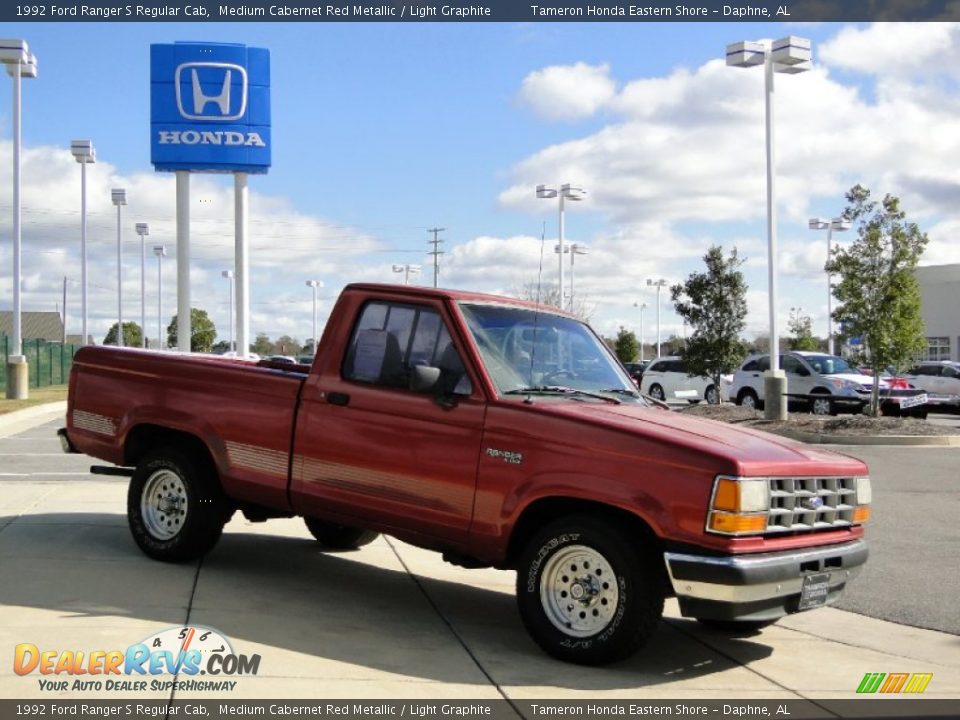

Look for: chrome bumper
[664,539,868,621]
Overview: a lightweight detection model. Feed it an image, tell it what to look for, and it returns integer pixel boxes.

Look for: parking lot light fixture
[392,264,421,286]
[111,189,127,346]
[569,243,589,312]
[1,38,37,399]
[809,216,850,355]
[135,223,149,348]
[305,280,323,354]
[538,183,585,308]
[70,140,95,347]
[646,278,668,358]
[727,35,812,420]
[222,270,235,353]
[153,245,166,350]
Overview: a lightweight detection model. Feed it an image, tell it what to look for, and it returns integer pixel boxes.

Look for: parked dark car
[623,361,649,386]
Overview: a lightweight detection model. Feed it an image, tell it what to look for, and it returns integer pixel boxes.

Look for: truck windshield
[458,302,638,398]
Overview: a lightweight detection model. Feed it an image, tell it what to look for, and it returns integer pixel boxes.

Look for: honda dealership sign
[150,42,271,173]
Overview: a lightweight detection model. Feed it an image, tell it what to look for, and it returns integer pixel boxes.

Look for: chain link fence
[0,335,79,388]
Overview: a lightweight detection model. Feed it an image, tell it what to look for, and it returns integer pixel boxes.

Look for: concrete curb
[771,428,960,446]
[0,401,67,439]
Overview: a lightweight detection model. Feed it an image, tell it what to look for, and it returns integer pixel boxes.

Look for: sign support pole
[176,170,190,352]
[235,172,249,358]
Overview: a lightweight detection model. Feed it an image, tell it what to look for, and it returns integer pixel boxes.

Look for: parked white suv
[639,356,725,404]
[729,351,889,415]
[902,361,960,409]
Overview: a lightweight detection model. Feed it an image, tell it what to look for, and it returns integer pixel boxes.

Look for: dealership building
[917,263,960,361]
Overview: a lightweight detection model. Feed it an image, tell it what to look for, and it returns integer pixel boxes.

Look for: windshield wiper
[598,388,641,398]
[504,386,622,404]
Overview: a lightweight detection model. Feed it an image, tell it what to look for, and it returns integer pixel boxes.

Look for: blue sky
[3,21,960,347]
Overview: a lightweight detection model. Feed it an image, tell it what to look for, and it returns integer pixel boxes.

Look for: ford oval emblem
[803,497,824,510]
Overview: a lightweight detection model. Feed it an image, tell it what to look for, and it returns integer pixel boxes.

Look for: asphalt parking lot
[1,408,958,708]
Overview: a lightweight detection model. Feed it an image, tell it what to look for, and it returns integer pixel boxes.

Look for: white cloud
[819,23,959,77]
[517,62,617,121]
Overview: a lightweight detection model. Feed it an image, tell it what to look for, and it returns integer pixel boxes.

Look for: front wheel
[737,388,759,409]
[704,385,719,405]
[128,446,229,563]
[648,384,665,402]
[516,516,664,665]
[304,518,379,550]
[810,392,835,416]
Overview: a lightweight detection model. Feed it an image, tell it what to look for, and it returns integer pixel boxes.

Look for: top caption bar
[7,0,960,22]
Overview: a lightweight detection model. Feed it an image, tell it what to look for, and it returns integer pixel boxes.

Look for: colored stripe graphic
[903,673,934,694]
[879,673,909,693]
[857,673,885,693]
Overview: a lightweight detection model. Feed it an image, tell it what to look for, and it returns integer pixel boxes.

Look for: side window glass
[783,355,803,375]
[944,366,959,379]
[343,302,471,395]
[757,356,770,373]
[742,360,757,372]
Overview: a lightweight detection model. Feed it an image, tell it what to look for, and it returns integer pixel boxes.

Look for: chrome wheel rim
[141,469,188,540]
[706,387,718,404]
[812,397,832,415]
[651,386,664,401]
[540,544,619,637]
[741,393,756,408]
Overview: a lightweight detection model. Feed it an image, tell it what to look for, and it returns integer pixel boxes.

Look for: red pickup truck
[61,284,870,665]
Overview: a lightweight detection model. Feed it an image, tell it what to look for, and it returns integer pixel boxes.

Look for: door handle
[327,392,350,407]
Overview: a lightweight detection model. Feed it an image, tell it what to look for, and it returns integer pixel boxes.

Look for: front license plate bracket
[798,572,832,611]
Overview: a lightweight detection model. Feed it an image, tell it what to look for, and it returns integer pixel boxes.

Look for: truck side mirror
[410,364,442,393]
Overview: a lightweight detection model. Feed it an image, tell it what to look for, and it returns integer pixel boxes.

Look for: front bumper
[664,539,868,622]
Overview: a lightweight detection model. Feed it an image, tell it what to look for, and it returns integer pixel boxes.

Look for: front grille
[766,477,857,533]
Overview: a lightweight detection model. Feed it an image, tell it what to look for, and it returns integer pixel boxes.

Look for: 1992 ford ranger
[61,284,870,664]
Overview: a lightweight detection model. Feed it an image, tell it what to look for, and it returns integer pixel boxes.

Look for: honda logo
[174,62,248,121]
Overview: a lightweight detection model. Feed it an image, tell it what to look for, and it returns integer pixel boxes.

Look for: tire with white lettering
[128,446,229,563]
[304,518,379,550]
[516,515,664,665]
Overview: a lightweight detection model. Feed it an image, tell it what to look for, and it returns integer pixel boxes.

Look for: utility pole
[427,227,445,288]
[62,277,67,343]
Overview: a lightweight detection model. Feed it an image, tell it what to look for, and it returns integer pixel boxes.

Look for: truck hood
[536,401,867,476]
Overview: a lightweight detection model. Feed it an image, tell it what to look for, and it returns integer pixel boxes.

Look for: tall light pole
[305,280,323,354]
[153,245,166,350]
[392,264,421,285]
[646,278,668,358]
[135,223,149,348]
[727,35,812,420]
[222,270,235,353]
[537,183,585,309]
[70,140,95,348]
[809,216,850,355]
[634,302,647,362]
[111,188,127,346]
[1,39,37,400]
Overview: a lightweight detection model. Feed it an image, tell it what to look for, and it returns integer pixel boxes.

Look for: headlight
[706,476,769,536]
[854,477,872,524]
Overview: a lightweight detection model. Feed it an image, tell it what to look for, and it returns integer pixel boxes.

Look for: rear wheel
[304,518,379,550]
[737,388,759,410]
[128,446,229,563]
[648,384,665,402]
[516,515,664,665]
[704,385,719,405]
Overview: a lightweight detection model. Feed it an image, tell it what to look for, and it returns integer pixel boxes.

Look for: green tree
[826,185,928,415]
[103,321,143,348]
[211,340,231,354]
[788,313,820,352]
[166,308,217,353]
[613,327,639,364]
[670,246,749,404]
[251,333,273,356]
[271,335,302,356]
